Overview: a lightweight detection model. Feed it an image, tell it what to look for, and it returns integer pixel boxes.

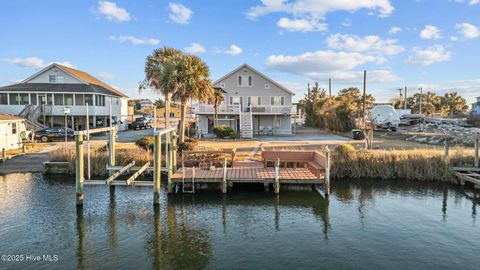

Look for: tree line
[391,91,468,116]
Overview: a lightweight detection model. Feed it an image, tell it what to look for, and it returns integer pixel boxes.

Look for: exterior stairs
[17,104,47,131]
[240,112,253,139]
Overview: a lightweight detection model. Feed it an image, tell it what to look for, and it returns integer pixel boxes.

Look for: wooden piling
[325,146,330,197]
[171,130,177,172]
[22,145,26,154]
[274,158,280,194]
[153,134,161,205]
[167,132,173,194]
[2,148,6,162]
[75,135,84,205]
[109,129,117,194]
[222,158,227,194]
[475,138,479,168]
[444,138,450,161]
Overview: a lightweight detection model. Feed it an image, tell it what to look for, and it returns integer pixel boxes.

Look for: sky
[0,0,479,104]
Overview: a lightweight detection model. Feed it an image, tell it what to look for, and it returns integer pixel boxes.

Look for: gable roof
[0,114,23,121]
[21,63,128,98]
[213,63,295,96]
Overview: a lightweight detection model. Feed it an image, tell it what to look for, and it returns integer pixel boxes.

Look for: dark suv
[131,117,153,130]
[33,127,74,142]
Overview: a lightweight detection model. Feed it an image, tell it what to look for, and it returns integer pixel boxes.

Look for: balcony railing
[193,104,296,115]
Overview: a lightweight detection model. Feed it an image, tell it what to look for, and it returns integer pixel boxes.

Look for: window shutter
[271,97,274,105]
[281,97,285,105]
[258,97,261,105]
[238,76,242,86]
[247,97,251,105]
[248,76,252,86]
[230,97,233,105]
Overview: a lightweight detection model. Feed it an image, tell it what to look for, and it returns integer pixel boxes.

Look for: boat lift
[74,126,177,206]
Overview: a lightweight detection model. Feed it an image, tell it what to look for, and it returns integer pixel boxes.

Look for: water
[1,173,479,270]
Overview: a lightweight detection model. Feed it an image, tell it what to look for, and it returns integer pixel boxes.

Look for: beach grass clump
[331,144,473,182]
[49,145,152,176]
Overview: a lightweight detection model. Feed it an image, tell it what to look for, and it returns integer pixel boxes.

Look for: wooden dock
[172,167,324,184]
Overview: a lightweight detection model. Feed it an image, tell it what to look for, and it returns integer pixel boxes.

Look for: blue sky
[1,0,479,104]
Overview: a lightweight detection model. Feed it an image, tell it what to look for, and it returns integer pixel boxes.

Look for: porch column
[92,116,96,128]
[71,115,75,130]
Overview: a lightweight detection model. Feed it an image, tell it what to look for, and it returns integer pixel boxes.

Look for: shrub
[178,138,198,152]
[213,126,234,139]
[136,136,154,150]
[230,132,240,139]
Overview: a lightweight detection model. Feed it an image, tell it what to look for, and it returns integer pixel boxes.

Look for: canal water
[0,173,479,270]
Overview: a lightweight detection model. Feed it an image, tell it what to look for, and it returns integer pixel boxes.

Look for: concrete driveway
[258,126,350,143]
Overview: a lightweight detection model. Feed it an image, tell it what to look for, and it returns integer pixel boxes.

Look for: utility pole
[419,87,423,115]
[328,78,332,97]
[363,70,366,129]
[404,86,407,110]
[398,88,403,108]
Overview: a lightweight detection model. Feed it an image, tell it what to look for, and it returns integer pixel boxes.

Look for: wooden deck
[172,167,324,184]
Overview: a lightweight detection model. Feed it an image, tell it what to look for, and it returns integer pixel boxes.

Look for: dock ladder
[182,166,195,193]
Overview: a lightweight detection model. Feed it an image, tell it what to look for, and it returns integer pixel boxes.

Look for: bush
[178,138,198,152]
[213,126,234,138]
[230,132,240,139]
[136,136,154,151]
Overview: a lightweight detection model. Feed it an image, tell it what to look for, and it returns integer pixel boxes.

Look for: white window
[270,96,285,106]
[265,83,270,89]
[238,75,253,87]
[247,96,261,106]
[274,118,282,128]
[49,75,64,83]
[230,96,243,106]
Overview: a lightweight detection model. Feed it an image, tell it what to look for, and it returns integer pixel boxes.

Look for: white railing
[194,104,241,114]
[194,104,295,114]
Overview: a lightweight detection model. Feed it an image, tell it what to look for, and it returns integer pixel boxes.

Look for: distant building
[472,97,480,116]
[0,114,27,150]
[0,63,129,130]
[131,99,153,111]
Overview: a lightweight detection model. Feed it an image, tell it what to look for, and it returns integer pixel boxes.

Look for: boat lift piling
[74,126,177,206]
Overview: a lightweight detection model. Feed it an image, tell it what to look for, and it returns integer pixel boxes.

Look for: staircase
[240,111,253,139]
[17,104,47,131]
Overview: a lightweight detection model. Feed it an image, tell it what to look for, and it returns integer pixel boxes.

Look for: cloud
[277,17,327,32]
[265,50,397,83]
[215,45,243,56]
[420,25,442,40]
[450,0,480,5]
[456,22,480,39]
[108,35,160,45]
[184,43,206,54]
[3,57,75,69]
[406,45,452,66]
[388,26,402,34]
[96,72,115,80]
[97,1,131,22]
[326,33,405,56]
[168,2,192,24]
[247,0,394,19]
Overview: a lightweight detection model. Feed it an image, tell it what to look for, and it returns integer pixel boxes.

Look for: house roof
[213,86,227,93]
[213,63,295,96]
[16,63,128,98]
[0,114,23,121]
[0,83,125,97]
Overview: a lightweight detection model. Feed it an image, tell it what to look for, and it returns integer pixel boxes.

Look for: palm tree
[441,92,468,116]
[140,47,183,128]
[210,88,225,127]
[171,54,214,142]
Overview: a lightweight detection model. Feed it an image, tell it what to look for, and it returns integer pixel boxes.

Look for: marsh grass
[49,145,152,176]
[331,144,473,182]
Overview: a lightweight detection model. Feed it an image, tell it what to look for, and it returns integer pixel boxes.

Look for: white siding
[0,120,26,150]
[27,67,82,84]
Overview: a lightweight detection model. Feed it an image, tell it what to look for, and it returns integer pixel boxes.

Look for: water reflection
[76,207,85,270]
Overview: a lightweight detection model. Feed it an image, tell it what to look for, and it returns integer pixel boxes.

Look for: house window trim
[270,96,285,106]
[247,96,262,106]
[237,75,253,87]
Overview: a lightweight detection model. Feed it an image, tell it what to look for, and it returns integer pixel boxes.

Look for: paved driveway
[258,126,350,143]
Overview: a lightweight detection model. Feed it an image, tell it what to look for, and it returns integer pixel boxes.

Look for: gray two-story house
[194,64,295,138]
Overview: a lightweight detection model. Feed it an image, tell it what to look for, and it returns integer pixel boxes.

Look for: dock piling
[109,129,117,194]
[2,148,6,162]
[325,146,330,197]
[172,130,177,172]
[475,138,479,168]
[222,158,227,193]
[444,138,450,161]
[153,134,162,205]
[274,158,280,194]
[75,135,84,206]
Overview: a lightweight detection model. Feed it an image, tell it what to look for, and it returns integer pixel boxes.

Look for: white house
[0,114,27,150]
[193,64,296,138]
[0,63,129,130]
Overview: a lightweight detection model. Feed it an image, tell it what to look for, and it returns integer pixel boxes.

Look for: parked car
[32,127,75,142]
[131,117,153,130]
